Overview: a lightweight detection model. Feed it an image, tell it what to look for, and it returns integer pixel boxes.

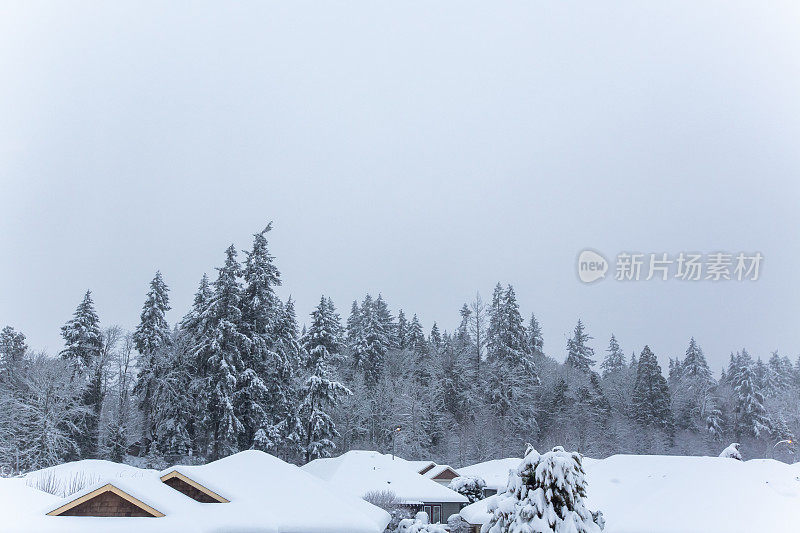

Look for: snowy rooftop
[391,457,437,474]
[302,450,468,505]
[460,454,800,533]
[457,458,522,490]
[422,464,459,480]
[4,450,390,533]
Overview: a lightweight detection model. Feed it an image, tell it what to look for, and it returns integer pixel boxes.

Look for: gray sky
[2,1,799,373]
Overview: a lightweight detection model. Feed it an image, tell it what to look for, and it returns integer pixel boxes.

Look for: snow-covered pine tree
[60,290,104,458]
[682,337,712,382]
[354,294,390,390]
[238,227,284,451]
[566,320,596,372]
[397,309,409,350]
[600,334,625,377]
[266,297,304,460]
[132,271,171,452]
[732,359,769,439]
[631,346,673,434]
[299,296,351,463]
[151,330,194,461]
[0,326,27,385]
[526,313,544,362]
[484,446,603,533]
[198,245,247,459]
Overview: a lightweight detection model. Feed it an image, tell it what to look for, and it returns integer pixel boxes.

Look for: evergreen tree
[60,290,103,372]
[299,297,351,463]
[484,446,602,533]
[397,310,409,350]
[682,337,712,382]
[566,320,595,372]
[238,227,286,451]
[0,326,27,385]
[732,360,769,439]
[60,290,104,458]
[631,346,673,433]
[526,313,544,361]
[198,245,247,459]
[133,271,171,451]
[600,334,625,377]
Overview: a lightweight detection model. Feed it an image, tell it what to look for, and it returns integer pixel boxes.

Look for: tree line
[0,224,796,473]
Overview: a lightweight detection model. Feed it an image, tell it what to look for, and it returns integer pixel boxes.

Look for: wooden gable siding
[432,468,459,481]
[47,485,164,517]
[163,476,220,503]
[159,471,229,503]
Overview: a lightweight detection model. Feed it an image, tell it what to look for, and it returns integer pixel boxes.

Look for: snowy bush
[447,513,471,533]
[396,512,447,533]
[719,443,742,461]
[484,446,604,533]
[364,490,413,532]
[448,475,486,503]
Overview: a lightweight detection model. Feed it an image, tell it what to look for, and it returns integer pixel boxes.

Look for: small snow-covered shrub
[719,443,742,461]
[364,490,413,532]
[484,446,604,533]
[396,512,447,533]
[447,513,471,533]
[26,471,100,498]
[448,475,486,503]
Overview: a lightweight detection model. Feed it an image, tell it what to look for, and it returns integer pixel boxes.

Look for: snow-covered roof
[302,450,468,505]
[457,458,522,490]
[392,457,438,474]
[3,450,390,533]
[422,464,459,480]
[459,493,498,525]
[461,454,800,533]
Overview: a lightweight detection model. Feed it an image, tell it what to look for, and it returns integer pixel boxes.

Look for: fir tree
[0,326,27,385]
[732,360,769,439]
[397,310,409,350]
[600,334,625,377]
[631,346,673,433]
[527,313,544,361]
[238,227,285,451]
[299,297,351,463]
[60,290,104,458]
[566,320,595,372]
[199,245,247,459]
[133,271,171,451]
[60,290,103,372]
[682,337,712,382]
[484,446,602,533]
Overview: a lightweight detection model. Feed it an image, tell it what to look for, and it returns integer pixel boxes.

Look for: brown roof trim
[417,463,436,475]
[160,470,230,503]
[47,483,165,517]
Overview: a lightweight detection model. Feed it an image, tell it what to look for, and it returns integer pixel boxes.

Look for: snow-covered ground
[461,454,800,533]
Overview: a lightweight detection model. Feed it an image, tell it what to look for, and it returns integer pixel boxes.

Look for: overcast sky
[1,1,799,373]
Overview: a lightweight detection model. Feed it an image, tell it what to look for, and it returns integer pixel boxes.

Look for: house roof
[392,457,438,475]
[422,464,459,480]
[302,450,468,505]
[457,458,522,490]
[6,451,390,533]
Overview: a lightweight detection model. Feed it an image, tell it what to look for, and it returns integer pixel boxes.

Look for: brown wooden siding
[59,490,157,517]
[163,476,221,503]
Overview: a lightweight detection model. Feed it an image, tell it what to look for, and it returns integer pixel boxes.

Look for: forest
[0,225,796,474]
